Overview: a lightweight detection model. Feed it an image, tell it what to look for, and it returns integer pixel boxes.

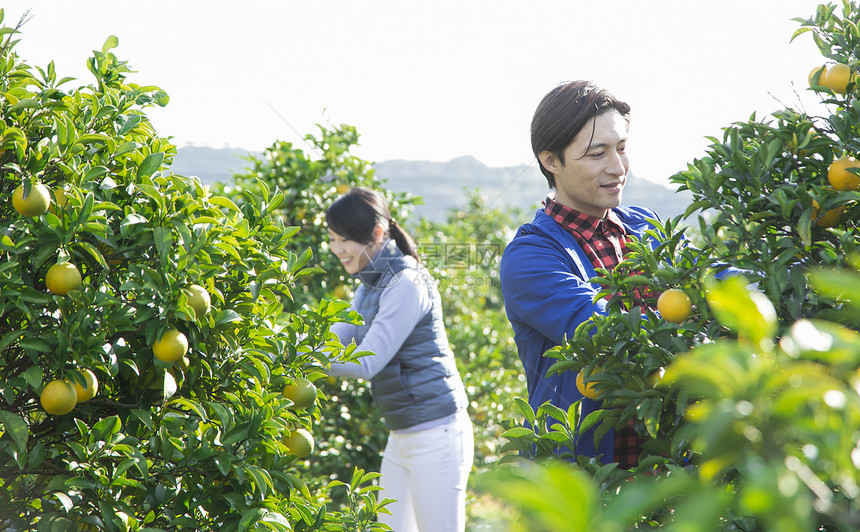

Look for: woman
[326,187,473,532]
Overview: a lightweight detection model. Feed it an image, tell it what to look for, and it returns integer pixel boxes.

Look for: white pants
[378,411,474,532]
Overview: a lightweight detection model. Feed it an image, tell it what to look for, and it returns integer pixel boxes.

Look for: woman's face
[328,229,380,275]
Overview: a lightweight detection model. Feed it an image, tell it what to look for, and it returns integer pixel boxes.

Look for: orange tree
[412,191,526,469]
[0,16,385,532]
[493,1,860,530]
[410,191,527,526]
[221,135,529,523]
[216,129,418,507]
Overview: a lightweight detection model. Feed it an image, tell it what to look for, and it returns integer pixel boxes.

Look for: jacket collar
[355,239,406,287]
[529,205,654,240]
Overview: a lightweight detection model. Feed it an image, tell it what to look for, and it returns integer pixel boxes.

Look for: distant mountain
[373,155,693,222]
[171,146,693,222]
[170,145,257,185]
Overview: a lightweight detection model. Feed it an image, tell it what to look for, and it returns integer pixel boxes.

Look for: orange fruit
[176,355,191,371]
[824,63,854,94]
[153,328,188,363]
[183,284,211,317]
[576,370,601,400]
[332,285,348,299]
[809,65,828,87]
[283,428,315,458]
[657,289,692,323]
[72,369,99,402]
[49,188,69,214]
[828,156,860,191]
[812,199,845,227]
[12,182,51,216]
[40,379,77,415]
[45,262,83,295]
[283,377,317,409]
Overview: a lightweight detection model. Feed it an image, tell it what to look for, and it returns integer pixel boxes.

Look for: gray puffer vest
[352,240,467,430]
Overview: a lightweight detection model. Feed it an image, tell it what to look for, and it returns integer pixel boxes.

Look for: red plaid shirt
[544,196,643,469]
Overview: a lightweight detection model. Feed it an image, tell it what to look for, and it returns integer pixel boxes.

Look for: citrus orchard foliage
[220,133,527,522]
[490,2,860,530]
[0,17,382,531]
[218,128,417,509]
[412,192,526,470]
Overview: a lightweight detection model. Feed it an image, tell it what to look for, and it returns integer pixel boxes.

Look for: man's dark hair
[531,80,631,188]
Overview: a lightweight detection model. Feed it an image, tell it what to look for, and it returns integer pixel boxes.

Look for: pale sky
[6,1,827,186]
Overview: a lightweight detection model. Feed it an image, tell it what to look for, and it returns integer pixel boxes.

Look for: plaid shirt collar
[543,194,626,239]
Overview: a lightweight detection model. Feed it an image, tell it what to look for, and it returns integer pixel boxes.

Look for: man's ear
[538,150,559,174]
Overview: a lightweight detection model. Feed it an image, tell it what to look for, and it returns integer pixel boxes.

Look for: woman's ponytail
[388,218,421,264]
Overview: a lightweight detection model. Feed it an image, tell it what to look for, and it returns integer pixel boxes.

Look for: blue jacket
[500,206,661,462]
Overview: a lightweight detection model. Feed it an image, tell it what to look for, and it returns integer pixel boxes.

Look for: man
[499,80,659,467]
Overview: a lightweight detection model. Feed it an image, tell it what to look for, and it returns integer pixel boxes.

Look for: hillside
[171,146,693,222]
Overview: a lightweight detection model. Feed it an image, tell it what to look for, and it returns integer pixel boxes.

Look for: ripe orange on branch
[183,284,211,317]
[812,199,845,227]
[824,63,855,94]
[283,377,317,409]
[46,262,83,295]
[657,289,692,323]
[809,65,828,87]
[283,428,315,458]
[12,182,51,216]
[576,370,602,400]
[40,379,77,415]
[153,328,189,363]
[72,369,99,402]
[828,156,860,191]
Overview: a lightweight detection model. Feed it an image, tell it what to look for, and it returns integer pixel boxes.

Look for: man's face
[541,110,630,218]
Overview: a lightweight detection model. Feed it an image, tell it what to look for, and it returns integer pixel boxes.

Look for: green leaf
[168,397,207,419]
[19,336,52,353]
[19,287,51,304]
[162,370,177,402]
[705,274,776,347]
[214,455,232,477]
[137,152,164,180]
[209,195,241,213]
[22,366,42,391]
[153,225,172,270]
[214,309,242,326]
[501,427,537,440]
[514,397,535,425]
[91,416,122,442]
[102,35,119,53]
[113,458,139,479]
[537,403,568,425]
[781,319,860,366]
[134,183,164,210]
[8,98,38,113]
[809,267,860,311]
[0,411,28,452]
[131,409,154,432]
[83,166,110,182]
[239,508,267,531]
